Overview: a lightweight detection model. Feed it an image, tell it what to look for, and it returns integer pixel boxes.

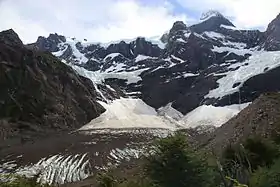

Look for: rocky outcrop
[0,29,105,145]
[263,13,280,51]
[27,33,66,52]
[0,29,23,46]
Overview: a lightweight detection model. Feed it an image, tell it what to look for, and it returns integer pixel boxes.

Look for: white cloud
[176,0,280,30]
[0,0,187,44]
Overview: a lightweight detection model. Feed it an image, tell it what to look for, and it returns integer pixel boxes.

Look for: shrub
[249,158,280,187]
[0,175,49,187]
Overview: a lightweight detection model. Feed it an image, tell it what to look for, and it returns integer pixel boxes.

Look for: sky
[1,0,280,44]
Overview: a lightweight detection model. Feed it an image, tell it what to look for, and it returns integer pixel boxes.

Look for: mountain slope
[0,29,105,145]
[205,92,280,153]
[27,12,280,115]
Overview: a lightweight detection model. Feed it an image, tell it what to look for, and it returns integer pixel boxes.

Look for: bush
[144,132,217,187]
[244,137,280,170]
[0,175,49,187]
[249,158,280,187]
[221,136,280,185]
[97,173,117,187]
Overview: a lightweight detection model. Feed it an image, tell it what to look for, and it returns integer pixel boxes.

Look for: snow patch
[52,46,67,57]
[213,40,254,56]
[79,98,185,130]
[183,73,199,78]
[204,31,225,39]
[171,55,184,63]
[180,103,250,128]
[176,38,187,43]
[206,51,280,98]
[135,55,156,62]
[104,53,121,61]
[71,65,148,85]
[220,24,239,30]
[184,32,191,38]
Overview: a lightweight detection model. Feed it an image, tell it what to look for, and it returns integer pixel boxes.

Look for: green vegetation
[0,175,50,187]
[97,132,280,187]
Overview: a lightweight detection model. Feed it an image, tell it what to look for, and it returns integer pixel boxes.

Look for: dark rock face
[27,33,66,52]
[0,29,23,46]
[263,13,280,51]
[132,37,162,57]
[0,30,105,144]
[107,41,133,59]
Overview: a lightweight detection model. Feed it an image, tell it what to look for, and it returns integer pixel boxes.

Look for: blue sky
[0,0,280,43]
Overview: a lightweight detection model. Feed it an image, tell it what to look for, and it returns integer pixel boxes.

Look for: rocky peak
[162,21,190,45]
[190,10,234,33]
[29,33,66,52]
[106,41,133,59]
[170,21,188,33]
[0,29,23,46]
[47,33,66,43]
[132,37,162,57]
[263,13,280,51]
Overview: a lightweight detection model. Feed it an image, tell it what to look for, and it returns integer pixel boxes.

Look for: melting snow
[104,53,121,61]
[204,31,225,39]
[220,24,240,30]
[176,38,187,43]
[104,63,126,73]
[71,65,148,85]
[206,51,280,98]
[79,98,185,130]
[183,73,199,78]
[135,55,156,62]
[213,40,254,56]
[65,38,88,64]
[180,103,250,128]
[52,46,67,57]
[171,55,184,63]
[184,32,192,38]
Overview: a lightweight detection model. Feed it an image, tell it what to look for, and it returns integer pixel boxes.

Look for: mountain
[0,29,105,146]
[28,11,280,115]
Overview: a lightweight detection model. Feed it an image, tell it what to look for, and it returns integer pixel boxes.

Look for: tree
[144,132,216,187]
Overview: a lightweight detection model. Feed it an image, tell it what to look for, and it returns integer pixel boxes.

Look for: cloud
[0,0,188,44]
[176,0,280,30]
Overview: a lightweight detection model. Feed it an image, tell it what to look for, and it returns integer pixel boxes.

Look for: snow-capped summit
[191,10,234,33]
[200,10,224,21]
